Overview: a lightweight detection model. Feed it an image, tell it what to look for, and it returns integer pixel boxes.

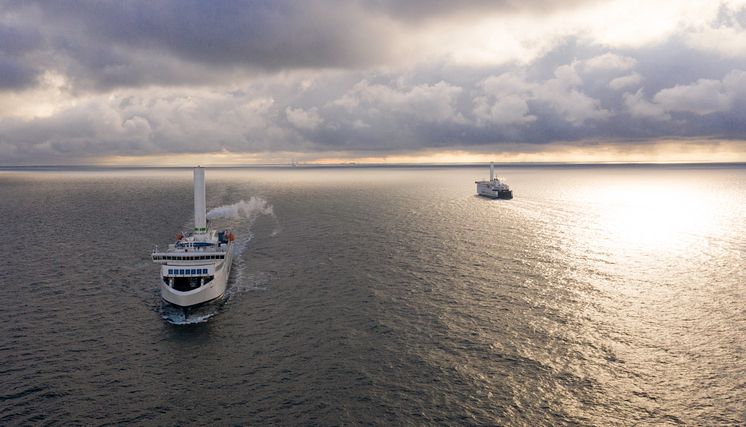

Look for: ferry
[475,162,513,199]
[151,167,234,307]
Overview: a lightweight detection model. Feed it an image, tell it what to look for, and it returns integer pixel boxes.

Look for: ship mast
[194,166,207,236]
[490,161,494,181]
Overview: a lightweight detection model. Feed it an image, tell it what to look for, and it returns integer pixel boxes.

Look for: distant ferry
[151,167,234,307]
[476,162,513,199]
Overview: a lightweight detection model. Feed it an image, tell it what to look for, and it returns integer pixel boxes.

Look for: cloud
[619,69,746,119]
[684,2,746,58]
[362,0,596,22]
[623,90,670,120]
[583,53,637,71]
[0,1,401,90]
[531,64,610,124]
[1,1,746,163]
[332,80,464,123]
[473,73,536,126]
[0,22,42,89]
[654,79,731,115]
[473,95,536,126]
[286,107,323,130]
[0,86,299,163]
[609,73,642,90]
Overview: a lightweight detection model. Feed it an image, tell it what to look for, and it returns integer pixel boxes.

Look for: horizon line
[2,160,746,169]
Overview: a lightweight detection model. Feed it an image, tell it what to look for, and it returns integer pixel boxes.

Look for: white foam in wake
[160,301,223,325]
[207,197,274,221]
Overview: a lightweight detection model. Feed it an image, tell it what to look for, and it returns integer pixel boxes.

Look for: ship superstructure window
[179,269,185,274]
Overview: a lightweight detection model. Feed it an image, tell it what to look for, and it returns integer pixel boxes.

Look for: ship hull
[477,188,513,199]
[160,249,233,307]
[477,192,513,199]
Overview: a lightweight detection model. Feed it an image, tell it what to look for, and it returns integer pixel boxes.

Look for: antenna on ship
[490,161,495,181]
[194,166,206,237]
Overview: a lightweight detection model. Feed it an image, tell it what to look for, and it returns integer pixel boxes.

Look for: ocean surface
[1,164,744,425]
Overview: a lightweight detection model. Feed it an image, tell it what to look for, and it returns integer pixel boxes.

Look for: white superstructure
[151,167,234,307]
[475,162,513,199]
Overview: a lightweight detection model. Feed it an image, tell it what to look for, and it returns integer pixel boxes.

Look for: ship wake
[160,298,227,325]
[209,197,277,311]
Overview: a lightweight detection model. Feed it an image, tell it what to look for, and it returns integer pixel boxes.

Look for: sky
[2,0,746,165]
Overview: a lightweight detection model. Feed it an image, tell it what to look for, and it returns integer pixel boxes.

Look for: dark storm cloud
[1,0,399,90]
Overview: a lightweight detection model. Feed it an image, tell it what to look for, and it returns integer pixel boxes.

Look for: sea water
[1,165,744,425]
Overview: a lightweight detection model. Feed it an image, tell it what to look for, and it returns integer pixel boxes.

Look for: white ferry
[151,167,234,307]
[475,162,513,199]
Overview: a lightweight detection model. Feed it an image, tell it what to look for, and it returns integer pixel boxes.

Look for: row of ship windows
[157,255,224,260]
[168,268,209,275]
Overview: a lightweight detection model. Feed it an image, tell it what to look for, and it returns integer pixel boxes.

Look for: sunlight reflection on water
[0,165,744,425]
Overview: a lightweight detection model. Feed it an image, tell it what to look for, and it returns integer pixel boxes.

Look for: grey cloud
[0,0,605,92]
[0,21,42,89]
[582,53,637,72]
[652,71,746,115]
[1,0,398,91]
[367,0,594,22]
[609,73,642,91]
[0,56,37,89]
[286,107,323,130]
[2,1,746,163]
[2,48,746,164]
[623,90,670,121]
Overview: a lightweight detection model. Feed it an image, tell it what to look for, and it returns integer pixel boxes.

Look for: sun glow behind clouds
[98,140,746,166]
[0,72,77,119]
[405,0,738,67]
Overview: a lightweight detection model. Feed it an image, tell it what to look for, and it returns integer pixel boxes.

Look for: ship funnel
[490,161,495,181]
[194,167,206,234]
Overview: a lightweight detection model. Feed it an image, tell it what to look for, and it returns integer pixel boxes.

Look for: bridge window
[179,269,185,275]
